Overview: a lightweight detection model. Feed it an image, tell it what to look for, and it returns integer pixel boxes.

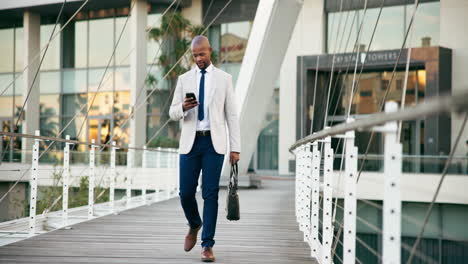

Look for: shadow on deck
[0,179,316,264]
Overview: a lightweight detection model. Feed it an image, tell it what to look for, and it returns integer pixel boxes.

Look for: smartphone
[185,92,196,101]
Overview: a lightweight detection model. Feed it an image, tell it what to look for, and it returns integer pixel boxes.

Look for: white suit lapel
[207,66,218,107]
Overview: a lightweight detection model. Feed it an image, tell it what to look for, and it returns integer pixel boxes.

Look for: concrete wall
[440,0,468,156]
[278,0,325,175]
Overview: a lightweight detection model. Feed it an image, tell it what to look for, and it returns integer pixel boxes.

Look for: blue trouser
[179,135,224,248]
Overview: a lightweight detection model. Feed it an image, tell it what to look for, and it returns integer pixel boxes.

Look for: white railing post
[343,121,358,264]
[62,135,72,228]
[298,145,305,231]
[175,149,180,196]
[88,139,96,220]
[310,141,320,257]
[126,146,134,208]
[141,146,148,204]
[29,130,40,236]
[322,136,334,264]
[381,101,402,263]
[109,141,116,213]
[303,143,312,243]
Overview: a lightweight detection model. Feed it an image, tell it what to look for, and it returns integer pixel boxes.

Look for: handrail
[0,131,177,153]
[289,90,468,152]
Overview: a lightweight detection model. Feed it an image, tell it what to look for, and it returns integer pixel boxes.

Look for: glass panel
[0,96,13,117]
[75,21,88,68]
[147,90,171,115]
[39,71,60,94]
[0,28,14,72]
[114,66,130,91]
[328,5,406,52]
[220,21,252,63]
[146,115,179,148]
[89,18,114,67]
[14,74,23,95]
[146,65,168,90]
[61,116,87,151]
[88,68,113,92]
[15,27,24,72]
[408,2,440,48]
[113,114,129,147]
[40,24,61,70]
[0,73,14,96]
[40,94,60,117]
[147,13,162,64]
[88,92,113,116]
[113,91,130,115]
[62,93,87,116]
[63,69,87,94]
[40,115,59,137]
[115,17,131,66]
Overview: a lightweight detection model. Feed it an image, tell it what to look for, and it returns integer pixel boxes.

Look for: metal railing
[290,91,468,264]
[0,131,179,245]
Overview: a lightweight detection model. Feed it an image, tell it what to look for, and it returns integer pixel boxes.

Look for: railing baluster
[382,102,402,263]
[304,143,312,243]
[310,141,320,257]
[109,141,116,213]
[88,139,96,220]
[142,146,148,204]
[343,126,358,264]
[126,147,134,208]
[62,135,71,228]
[322,136,333,264]
[28,130,40,236]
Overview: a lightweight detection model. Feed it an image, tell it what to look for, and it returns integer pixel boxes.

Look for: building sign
[331,50,407,67]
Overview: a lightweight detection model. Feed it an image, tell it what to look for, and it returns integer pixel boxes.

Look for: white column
[130,0,147,151]
[232,0,303,184]
[279,0,325,175]
[22,11,41,158]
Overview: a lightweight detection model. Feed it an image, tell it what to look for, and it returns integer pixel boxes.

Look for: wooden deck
[0,179,316,263]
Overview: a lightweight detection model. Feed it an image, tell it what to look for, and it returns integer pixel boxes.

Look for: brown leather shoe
[184,224,202,252]
[201,247,215,262]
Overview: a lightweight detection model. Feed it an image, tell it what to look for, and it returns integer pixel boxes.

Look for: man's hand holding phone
[182,93,198,112]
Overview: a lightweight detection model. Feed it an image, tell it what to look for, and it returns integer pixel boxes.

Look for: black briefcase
[226,163,240,221]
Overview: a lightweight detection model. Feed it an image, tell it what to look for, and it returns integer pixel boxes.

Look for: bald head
[191,35,211,49]
[191,35,212,70]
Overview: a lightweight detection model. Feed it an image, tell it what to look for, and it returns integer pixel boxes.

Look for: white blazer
[169,66,241,155]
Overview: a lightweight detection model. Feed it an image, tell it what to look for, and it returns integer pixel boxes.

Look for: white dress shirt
[196,63,213,131]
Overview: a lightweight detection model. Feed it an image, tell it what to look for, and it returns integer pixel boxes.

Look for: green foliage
[147,136,179,148]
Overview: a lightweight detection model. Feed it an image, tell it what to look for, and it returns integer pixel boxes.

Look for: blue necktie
[198,69,206,121]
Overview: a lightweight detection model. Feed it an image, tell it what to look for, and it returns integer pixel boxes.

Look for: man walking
[169,35,241,262]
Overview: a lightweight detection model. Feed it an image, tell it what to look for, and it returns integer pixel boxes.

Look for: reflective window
[89,18,114,67]
[408,2,440,47]
[327,2,440,53]
[147,14,162,64]
[0,28,14,72]
[62,69,87,94]
[114,66,130,91]
[75,21,88,68]
[220,21,252,63]
[113,91,130,115]
[40,71,61,94]
[88,68,113,92]
[15,28,23,72]
[88,92,113,115]
[0,96,13,117]
[115,17,131,65]
[62,93,87,116]
[40,24,61,70]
